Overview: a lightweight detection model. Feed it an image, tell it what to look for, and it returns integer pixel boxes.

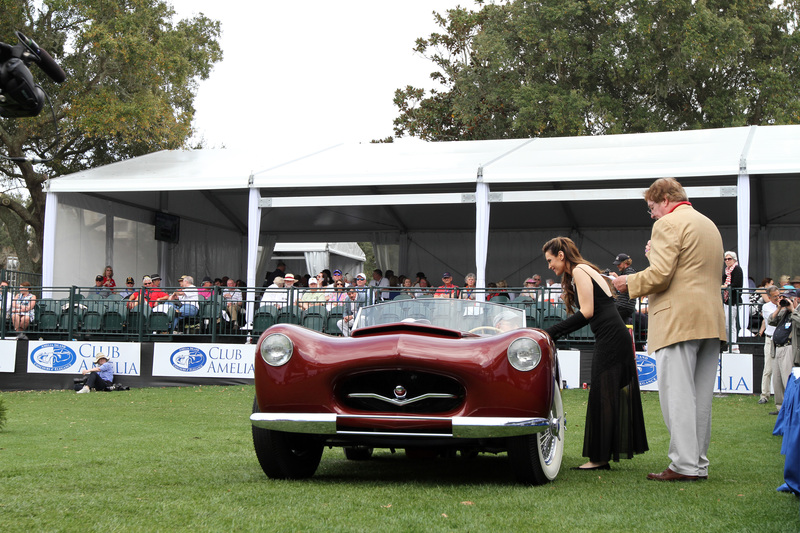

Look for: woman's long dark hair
[541,236,602,314]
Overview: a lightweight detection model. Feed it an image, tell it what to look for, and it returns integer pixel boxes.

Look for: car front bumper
[250,412,558,439]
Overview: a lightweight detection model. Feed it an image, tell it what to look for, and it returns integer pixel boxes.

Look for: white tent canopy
[270,242,365,282]
[44,125,800,293]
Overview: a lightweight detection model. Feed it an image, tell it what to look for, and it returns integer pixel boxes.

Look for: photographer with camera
[767,289,800,415]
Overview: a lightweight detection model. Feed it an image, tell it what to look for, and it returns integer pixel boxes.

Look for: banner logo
[635,353,657,386]
[30,343,77,372]
[170,347,207,372]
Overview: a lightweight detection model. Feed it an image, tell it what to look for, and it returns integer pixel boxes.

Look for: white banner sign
[27,341,141,375]
[558,350,581,389]
[635,351,752,394]
[715,353,753,394]
[0,340,16,373]
[152,343,254,378]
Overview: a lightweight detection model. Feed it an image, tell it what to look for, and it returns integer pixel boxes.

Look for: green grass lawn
[0,386,796,532]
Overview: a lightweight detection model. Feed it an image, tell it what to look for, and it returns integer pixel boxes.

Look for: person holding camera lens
[767,289,800,415]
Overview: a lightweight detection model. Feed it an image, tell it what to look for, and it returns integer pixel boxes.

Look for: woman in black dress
[542,237,648,470]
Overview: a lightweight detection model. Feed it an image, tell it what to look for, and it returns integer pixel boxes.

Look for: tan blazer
[628,204,727,354]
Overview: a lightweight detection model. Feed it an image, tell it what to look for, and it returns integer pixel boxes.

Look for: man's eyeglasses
[724,257,734,261]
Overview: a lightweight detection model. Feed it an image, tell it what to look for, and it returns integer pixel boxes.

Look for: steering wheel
[469,326,501,335]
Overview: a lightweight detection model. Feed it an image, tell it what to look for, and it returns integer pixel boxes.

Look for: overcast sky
[169,1,470,151]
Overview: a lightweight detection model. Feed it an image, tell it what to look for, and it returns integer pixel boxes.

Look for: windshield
[353,299,525,336]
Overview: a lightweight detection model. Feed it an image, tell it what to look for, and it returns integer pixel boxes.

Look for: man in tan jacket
[613,178,727,482]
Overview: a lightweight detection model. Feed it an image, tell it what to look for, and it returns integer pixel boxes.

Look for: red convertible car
[250,298,564,484]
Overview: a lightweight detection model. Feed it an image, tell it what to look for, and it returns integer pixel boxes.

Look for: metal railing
[0,283,758,350]
[0,268,41,288]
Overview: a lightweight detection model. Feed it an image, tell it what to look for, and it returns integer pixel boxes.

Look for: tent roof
[46,125,800,241]
[745,124,800,175]
[251,139,528,189]
[274,242,366,261]
[482,127,752,184]
[47,126,800,195]
[47,148,254,192]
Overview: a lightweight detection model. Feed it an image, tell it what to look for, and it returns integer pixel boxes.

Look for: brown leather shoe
[647,468,699,482]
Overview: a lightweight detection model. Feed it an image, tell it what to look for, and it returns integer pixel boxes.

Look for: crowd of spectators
[255,267,566,307]
[1,257,795,344]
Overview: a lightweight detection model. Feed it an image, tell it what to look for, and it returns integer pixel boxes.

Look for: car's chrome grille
[336,370,465,414]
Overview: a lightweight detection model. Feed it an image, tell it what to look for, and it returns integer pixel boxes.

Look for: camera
[0,31,66,118]
[780,297,792,307]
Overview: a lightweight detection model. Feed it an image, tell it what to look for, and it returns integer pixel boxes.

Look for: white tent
[43,125,800,295]
[270,242,365,282]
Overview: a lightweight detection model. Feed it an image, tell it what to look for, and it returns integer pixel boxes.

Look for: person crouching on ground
[77,353,114,393]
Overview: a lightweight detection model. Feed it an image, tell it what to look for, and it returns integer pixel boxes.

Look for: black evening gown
[578,278,649,462]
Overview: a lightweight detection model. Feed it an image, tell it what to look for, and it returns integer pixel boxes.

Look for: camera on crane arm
[0,30,66,118]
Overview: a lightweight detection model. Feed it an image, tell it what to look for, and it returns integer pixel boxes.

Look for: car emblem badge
[393,385,407,400]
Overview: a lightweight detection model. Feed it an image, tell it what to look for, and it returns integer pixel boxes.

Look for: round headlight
[260,333,293,367]
[507,337,542,371]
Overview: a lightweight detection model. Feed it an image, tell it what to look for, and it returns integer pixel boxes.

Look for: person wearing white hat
[353,273,368,298]
[77,353,114,393]
[300,277,326,310]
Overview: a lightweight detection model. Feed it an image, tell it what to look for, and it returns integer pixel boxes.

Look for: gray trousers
[760,336,774,400]
[772,344,794,409]
[655,338,719,477]
[337,318,355,337]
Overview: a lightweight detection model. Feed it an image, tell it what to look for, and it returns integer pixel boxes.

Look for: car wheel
[251,397,324,479]
[507,381,565,484]
[343,445,374,461]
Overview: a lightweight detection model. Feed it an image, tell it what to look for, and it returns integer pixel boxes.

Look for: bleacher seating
[253,305,278,335]
[102,298,127,333]
[125,302,150,333]
[326,305,343,335]
[276,305,303,325]
[148,305,175,333]
[37,299,60,332]
[82,298,106,332]
[302,305,327,332]
[58,298,85,332]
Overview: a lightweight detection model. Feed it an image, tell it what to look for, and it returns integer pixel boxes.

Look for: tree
[394,0,800,141]
[0,0,223,272]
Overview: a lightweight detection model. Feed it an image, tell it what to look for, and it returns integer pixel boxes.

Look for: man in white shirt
[222,278,243,327]
[369,269,390,301]
[169,275,200,330]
